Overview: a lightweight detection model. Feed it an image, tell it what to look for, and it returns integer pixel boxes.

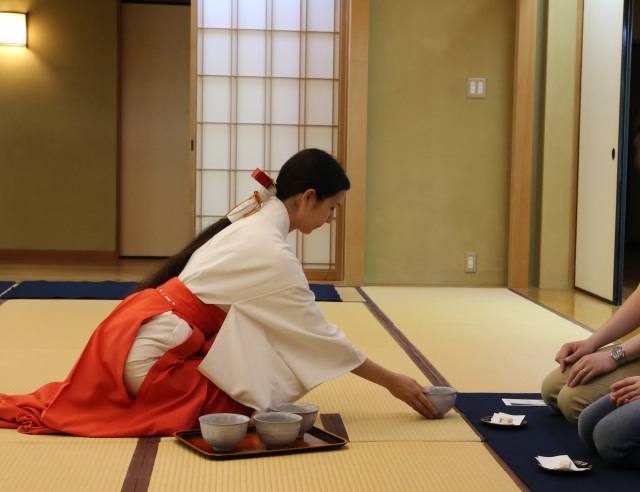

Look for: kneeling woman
[0,149,436,437]
[578,376,640,469]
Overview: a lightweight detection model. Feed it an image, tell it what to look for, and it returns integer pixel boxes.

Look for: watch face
[612,345,624,361]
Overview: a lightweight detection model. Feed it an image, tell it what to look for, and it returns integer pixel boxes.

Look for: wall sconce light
[0,12,27,47]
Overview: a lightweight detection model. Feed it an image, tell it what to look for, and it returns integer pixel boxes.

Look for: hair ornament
[225,168,277,222]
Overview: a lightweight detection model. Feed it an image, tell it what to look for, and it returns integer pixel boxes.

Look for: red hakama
[0,277,251,437]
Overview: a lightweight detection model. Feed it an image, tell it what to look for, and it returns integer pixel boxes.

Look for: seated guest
[541,285,640,424]
[578,376,640,469]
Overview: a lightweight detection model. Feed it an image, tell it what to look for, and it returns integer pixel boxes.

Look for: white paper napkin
[536,455,588,472]
[502,398,546,406]
[490,412,525,425]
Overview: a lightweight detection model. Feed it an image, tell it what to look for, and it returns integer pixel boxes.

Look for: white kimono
[176,198,366,412]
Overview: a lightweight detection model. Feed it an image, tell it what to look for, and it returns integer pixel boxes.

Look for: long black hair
[133,149,349,292]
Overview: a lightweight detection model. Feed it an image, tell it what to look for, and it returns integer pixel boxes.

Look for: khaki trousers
[541,346,640,424]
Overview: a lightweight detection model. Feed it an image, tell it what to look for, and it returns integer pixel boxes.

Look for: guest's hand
[566,351,617,387]
[610,376,640,407]
[555,339,597,372]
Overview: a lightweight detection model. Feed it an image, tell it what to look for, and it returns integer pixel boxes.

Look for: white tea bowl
[269,402,319,438]
[254,412,302,449]
[424,386,458,418]
[199,413,250,452]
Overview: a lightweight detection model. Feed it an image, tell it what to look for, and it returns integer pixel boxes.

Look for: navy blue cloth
[309,284,341,302]
[0,281,16,295]
[0,281,137,300]
[456,393,639,491]
[0,281,342,302]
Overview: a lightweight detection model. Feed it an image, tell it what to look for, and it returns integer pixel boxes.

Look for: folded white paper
[502,398,547,406]
[536,455,588,472]
[490,412,525,425]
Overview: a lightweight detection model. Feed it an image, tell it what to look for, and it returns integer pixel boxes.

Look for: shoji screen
[196,0,342,276]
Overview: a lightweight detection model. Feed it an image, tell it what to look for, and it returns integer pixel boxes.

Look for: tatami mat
[0,300,118,393]
[362,286,591,393]
[0,299,141,491]
[311,302,479,442]
[0,436,137,491]
[306,375,478,443]
[1,287,575,491]
[149,441,519,492]
[335,286,365,302]
[0,299,117,350]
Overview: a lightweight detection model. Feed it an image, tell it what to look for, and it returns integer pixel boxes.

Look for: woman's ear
[300,189,316,206]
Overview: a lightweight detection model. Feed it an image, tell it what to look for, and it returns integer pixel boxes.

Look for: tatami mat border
[121,437,161,492]
[355,286,450,387]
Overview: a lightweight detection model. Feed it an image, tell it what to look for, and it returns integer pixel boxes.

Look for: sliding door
[195,0,344,280]
[574,0,631,303]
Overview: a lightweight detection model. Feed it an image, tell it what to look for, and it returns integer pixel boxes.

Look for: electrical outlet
[466,78,486,98]
[465,252,477,273]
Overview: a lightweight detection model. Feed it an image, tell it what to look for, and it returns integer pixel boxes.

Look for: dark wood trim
[116,0,122,258]
[340,0,368,286]
[121,0,190,5]
[508,0,538,288]
[0,250,118,261]
[306,268,342,282]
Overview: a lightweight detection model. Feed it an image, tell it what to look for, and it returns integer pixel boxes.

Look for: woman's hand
[566,350,618,387]
[610,376,640,407]
[351,358,437,418]
[555,339,597,372]
[386,373,437,419]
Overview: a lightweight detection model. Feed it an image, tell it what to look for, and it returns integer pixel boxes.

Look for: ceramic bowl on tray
[269,402,319,438]
[254,412,302,449]
[424,386,458,418]
[199,413,250,452]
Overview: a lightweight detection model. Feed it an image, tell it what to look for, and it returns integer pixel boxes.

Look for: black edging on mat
[121,437,161,492]
[356,286,531,492]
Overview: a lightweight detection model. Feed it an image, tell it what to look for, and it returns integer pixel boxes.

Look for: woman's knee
[578,395,613,450]
[556,386,590,424]
[593,418,640,469]
[541,368,565,412]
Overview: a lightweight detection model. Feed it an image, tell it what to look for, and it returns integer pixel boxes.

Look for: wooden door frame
[508,0,538,288]
[336,0,369,286]
[297,0,370,285]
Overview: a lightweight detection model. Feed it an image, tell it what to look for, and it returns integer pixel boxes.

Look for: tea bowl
[199,413,250,452]
[424,386,458,418]
[254,412,302,449]
[269,402,319,438]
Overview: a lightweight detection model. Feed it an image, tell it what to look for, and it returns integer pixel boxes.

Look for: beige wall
[0,0,118,254]
[1,0,577,289]
[364,0,516,285]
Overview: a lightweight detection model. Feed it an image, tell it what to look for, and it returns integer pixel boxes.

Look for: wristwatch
[610,345,626,365]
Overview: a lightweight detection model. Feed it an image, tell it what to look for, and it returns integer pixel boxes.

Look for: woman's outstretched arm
[351,358,437,418]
